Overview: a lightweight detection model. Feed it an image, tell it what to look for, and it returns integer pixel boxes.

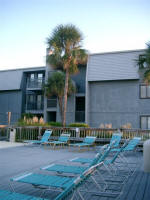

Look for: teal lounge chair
[46,133,70,148]
[23,129,52,145]
[109,132,122,148]
[111,137,141,153]
[41,145,112,175]
[11,172,76,189]
[103,141,129,174]
[0,189,48,200]
[54,161,120,200]
[100,132,122,151]
[69,136,96,150]
[4,160,118,200]
[10,160,120,200]
[70,132,122,164]
[111,137,141,171]
[85,141,130,196]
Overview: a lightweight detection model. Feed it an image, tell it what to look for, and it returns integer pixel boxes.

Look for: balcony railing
[47,99,57,108]
[75,111,85,122]
[26,102,44,110]
[27,78,44,89]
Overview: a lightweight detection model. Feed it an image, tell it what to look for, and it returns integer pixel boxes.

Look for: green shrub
[17,121,43,127]
[46,121,62,127]
[68,123,89,128]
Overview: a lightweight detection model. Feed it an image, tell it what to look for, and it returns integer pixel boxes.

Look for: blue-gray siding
[0,70,23,91]
[87,80,150,128]
[87,49,145,81]
[0,91,22,124]
[0,67,45,91]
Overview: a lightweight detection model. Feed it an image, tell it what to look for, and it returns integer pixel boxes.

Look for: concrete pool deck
[0,144,149,200]
[0,141,24,149]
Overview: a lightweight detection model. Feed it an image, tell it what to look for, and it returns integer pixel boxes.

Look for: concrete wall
[87,80,141,128]
[0,90,22,124]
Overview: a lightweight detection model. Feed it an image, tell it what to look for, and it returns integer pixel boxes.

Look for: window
[26,95,35,110]
[76,97,85,111]
[140,85,150,98]
[37,95,42,110]
[37,73,43,87]
[38,73,43,80]
[139,54,146,60]
[75,97,85,122]
[26,94,43,110]
[47,96,57,108]
[28,95,34,102]
[139,54,147,68]
[30,74,35,80]
[141,116,150,129]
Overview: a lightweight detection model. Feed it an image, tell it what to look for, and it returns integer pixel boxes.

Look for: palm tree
[138,42,150,83]
[44,71,75,123]
[46,24,87,126]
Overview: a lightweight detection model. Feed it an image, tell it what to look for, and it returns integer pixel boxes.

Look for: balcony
[26,78,44,89]
[47,98,57,108]
[26,101,44,111]
[75,111,85,122]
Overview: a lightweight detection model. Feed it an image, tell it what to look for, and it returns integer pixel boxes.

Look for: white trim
[12,173,32,181]
[41,163,55,170]
[69,157,79,161]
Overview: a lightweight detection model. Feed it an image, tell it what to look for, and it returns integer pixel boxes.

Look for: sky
[0,0,150,70]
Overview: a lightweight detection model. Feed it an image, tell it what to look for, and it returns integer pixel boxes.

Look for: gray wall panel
[0,70,23,90]
[88,80,140,128]
[89,112,139,128]
[87,50,145,81]
[0,90,22,124]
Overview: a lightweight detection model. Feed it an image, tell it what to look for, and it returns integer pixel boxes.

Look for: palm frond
[46,24,87,70]
[44,71,76,97]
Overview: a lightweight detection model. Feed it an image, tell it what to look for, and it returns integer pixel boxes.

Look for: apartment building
[0,49,149,129]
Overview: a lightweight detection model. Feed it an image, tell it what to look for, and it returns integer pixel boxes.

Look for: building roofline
[89,49,145,56]
[87,78,139,82]
[0,66,46,72]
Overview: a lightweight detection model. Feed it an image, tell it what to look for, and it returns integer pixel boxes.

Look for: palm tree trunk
[58,96,63,123]
[63,68,69,126]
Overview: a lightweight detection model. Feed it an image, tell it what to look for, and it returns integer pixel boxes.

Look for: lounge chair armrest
[41,164,55,170]
[11,172,33,181]
[69,157,79,162]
